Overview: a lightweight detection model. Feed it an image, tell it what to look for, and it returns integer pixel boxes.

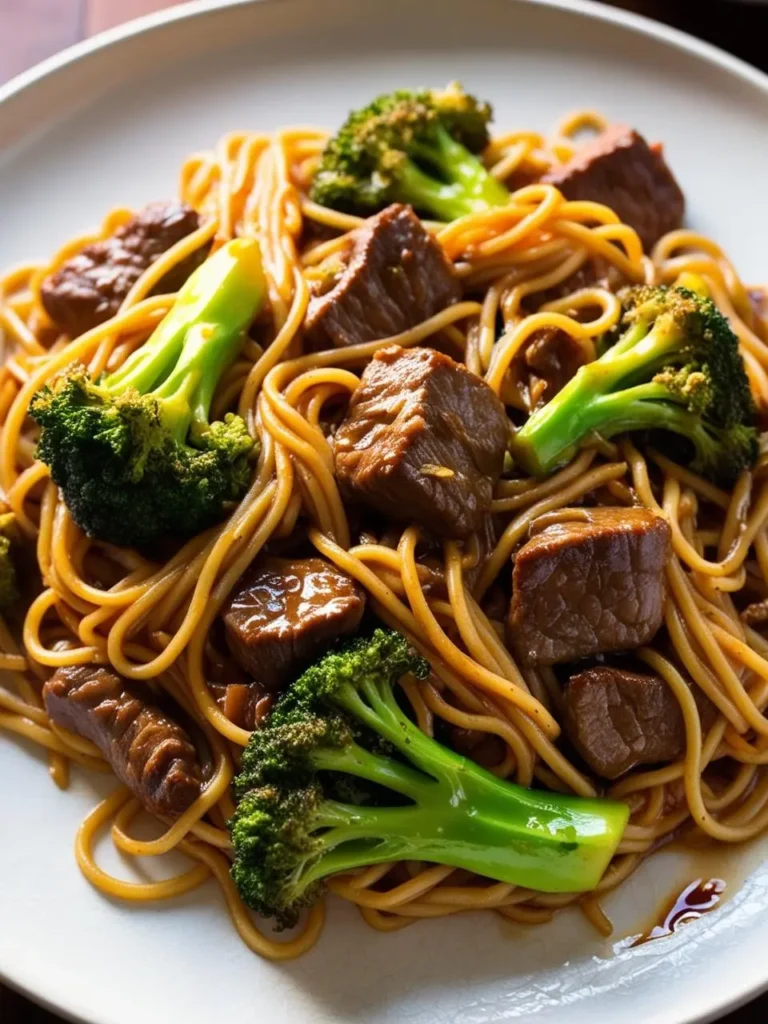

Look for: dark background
[1,0,766,1021]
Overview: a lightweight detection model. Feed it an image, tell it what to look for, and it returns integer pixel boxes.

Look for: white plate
[2,2,768,1022]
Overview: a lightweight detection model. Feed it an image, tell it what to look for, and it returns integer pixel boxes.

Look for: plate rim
[3,0,768,114]
[1,1,768,1022]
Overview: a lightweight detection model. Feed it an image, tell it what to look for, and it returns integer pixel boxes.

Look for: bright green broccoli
[310,83,510,221]
[511,282,758,483]
[230,628,629,928]
[30,239,266,548]
[0,512,18,610]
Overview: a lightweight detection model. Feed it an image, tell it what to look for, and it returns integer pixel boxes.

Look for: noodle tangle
[2,113,768,958]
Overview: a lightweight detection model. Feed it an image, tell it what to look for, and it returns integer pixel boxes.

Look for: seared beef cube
[222,557,366,690]
[513,327,586,410]
[542,125,685,251]
[304,204,461,349]
[43,665,201,818]
[334,346,509,539]
[564,665,715,779]
[41,201,204,337]
[508,507,670,666]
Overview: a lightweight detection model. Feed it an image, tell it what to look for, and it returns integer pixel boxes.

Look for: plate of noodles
[3,0,768,1022]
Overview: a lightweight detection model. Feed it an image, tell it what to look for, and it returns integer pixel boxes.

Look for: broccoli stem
[587,386,720,466]
[392,160,480,222]
[152,316,245,440]
[394,125,509,221]
[321,678,627,893]
[103,238,265,402]
[312,743,435,801]
[304,770,626,894]
[430,126,510,205]
[512,319,692,476]
[230,630,631,921]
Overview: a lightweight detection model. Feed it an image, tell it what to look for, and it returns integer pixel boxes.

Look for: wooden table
[1,0,767,1020]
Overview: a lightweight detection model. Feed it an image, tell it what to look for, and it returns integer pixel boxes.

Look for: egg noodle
[2,111,768,958]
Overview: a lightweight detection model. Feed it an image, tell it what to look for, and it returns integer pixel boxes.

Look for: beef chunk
[542,125,685,251]
[43,665,201,818]
[204,648,274,730]
[207,681,274,731]
[512,327,586,410]
[564,665,712,779]
[508,507,670,666]
[222,557,366,691]
[41,201,204,337]
[304,204,461,349]
[334,346,509,539]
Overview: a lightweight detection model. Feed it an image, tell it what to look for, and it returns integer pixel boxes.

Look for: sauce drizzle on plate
[632,878,726,947]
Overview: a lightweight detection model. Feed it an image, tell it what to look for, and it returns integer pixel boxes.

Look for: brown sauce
[632,878,726,947]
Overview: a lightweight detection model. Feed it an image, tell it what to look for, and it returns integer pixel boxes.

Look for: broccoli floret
[0,513,18,610]
[30,239,266,548]
[230,628,629,928]
[310,83,509,222]
[511,281,758,483]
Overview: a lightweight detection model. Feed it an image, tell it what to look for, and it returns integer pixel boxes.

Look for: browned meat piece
[206,678,274,730]
[542,125,685,251]
[334,346,509,538]
[43,665,201,817]
[304,204,461,349]
[41,201,205,337]
[512,327,587,410]
[222,557,366,691]
[564,665,715,779]
[222,683,273,730]
[508,507,671,666]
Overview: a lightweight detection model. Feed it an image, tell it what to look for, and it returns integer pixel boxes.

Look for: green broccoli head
[621,285,756,433]
[192,413,254,459]
[512,282,758,483]
[235,629,424,799]
[31,365,255,549]
[230,629,629,928]
[428,81,494,153]
[310,84,508,221]
[230,784,330,926]
[30,239,265,549]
